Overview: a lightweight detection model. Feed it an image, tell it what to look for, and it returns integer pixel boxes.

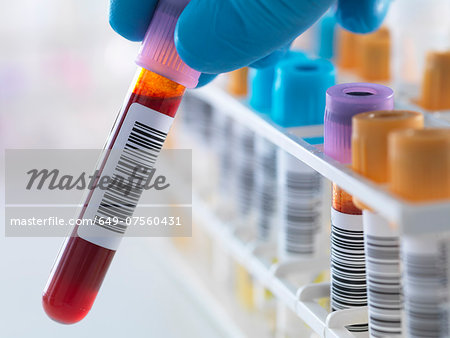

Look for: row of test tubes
[168,1,450,337]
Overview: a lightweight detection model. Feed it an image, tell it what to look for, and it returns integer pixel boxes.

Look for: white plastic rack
[192,195,366,338]
[193,85,450,237]
[183,83,450,337]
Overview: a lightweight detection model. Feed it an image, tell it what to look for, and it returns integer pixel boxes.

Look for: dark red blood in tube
[43,69,184,324]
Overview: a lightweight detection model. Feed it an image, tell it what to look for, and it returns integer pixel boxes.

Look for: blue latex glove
[109,0,391,86]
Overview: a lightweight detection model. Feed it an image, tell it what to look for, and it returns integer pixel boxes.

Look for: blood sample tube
[389,129,450,338]
[42,0,200,324]
[324,83,394,334]
[351,110,424,337]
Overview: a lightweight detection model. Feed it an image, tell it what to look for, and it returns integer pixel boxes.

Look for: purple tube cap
[136,0,200,88]
[324,83,394,164]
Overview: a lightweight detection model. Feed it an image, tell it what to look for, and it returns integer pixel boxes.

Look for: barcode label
[443,241,450,338]
[402,235,447,338]
[216,115,234,193]
[363,211,402,337]
[278,151,322,259]
[330,208,368,333]
[254,137,278,241]
[77,103,173,250]
[233,124,255,218]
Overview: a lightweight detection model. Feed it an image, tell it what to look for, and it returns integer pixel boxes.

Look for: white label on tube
[278,150,322,260]
[330,207,367,333]
[233,123,255,218]
[254,136,278,241]
[402,234,448,338]
[363,210,402,337]
[77,103,173,250]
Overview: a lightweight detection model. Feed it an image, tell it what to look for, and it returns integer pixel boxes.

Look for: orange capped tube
[356,27,391,82]
[418,51,450,111]
[352,110,424,209]
[337,28,359,71]
[390,129,450,201]
[389,128,450,338]
[351,110,423,337]
[228,67,249,97]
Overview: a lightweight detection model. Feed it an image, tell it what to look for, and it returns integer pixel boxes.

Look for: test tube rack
[181,83,450,338]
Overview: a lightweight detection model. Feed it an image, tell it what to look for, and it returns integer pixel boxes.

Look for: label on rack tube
[215,113,234,215]
[402,234,448,338]
[330,208,368,333]
[77,103,173,250]
[233,123,255,219]
[254,136,278,241]
[278,151,322,260]
[363,210,402,337]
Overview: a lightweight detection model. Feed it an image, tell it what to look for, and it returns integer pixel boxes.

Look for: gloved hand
[109,0,391,86]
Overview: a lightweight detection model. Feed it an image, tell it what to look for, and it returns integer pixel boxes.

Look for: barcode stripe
[135,121,167,137]
[364,228,402,337]
[92,119,167,233]
[234,127,255,217]
[403,240,446,338]
[132,125,166,144]
[281,170,322,256]
[254,138,278,241]
[331,211,368,333]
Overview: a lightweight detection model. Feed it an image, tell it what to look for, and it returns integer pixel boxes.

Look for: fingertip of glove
[337,0,391,33]
[195,73,218,88]
[109,0,157,42]
[175,0,260,74]
[109,17,144,41]
[175,24,237,74]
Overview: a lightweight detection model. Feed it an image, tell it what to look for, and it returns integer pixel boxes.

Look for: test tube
[356,27,391,83]
[316,9,337,60]
[248,66,276,113]
[226,67,258,309]
[251,51,308,244]
[418,51,450,112]
[389,129,450,338]
[249,66,280,319]
[228,67,249,98]
[351,110,424,337]
[336,28,358,73]
[248,53,308,321]
[42,0,201,324]
[272,56,335,337]
[336,26,391,84]
[213,110,236,220]
[228,67,253,222]
[324,83,394,334]
[232,122,257,310]
[273,57,335,262]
